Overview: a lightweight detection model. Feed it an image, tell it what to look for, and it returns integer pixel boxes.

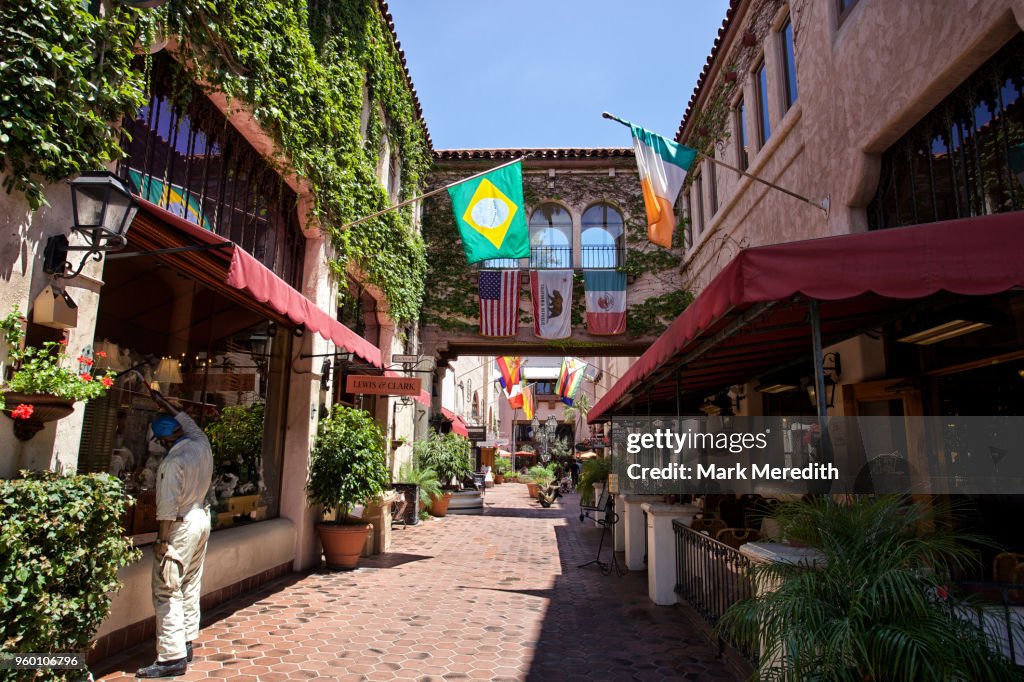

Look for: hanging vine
[1,0,430,324]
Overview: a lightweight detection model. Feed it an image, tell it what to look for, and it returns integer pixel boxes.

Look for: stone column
[613,494,626,551]
[622,494,664,571]
[641,502,699,605]
[739,542,825,671]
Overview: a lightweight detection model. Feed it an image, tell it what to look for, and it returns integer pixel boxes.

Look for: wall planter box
[1,392,75,441]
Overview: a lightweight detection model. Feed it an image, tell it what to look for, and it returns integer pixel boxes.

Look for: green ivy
[1,1,429,323]
[0,472,140,679]
[0,0,150,209]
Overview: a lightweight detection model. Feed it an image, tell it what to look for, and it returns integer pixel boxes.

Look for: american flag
[478,270,521,337]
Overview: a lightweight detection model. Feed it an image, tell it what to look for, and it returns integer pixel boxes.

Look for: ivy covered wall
[0,0,430,324]
[421,157,693,340]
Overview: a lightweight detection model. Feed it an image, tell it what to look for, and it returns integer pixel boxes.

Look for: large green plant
[307,406,390,523]
[0,472,140,677]
[0,0,149,209]
[577,456,610,505]
[527,466,554,487]
[413,432,472,491]
[718,496,1022,681]
[395,462,441,510]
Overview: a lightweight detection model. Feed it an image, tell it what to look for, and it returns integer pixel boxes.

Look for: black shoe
[136,658,187,678]
[186,641,193,663]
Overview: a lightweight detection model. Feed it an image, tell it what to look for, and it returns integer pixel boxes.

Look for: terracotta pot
[428,491,454,517]
[317,522,371,569]
[494,474,505,485]
[526,482,540,499]
[1,392,76,441]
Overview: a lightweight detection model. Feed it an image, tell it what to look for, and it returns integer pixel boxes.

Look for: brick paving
[95,483,738,681]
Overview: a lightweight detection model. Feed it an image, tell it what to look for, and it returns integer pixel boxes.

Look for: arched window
[581,203,624,268]
[472,391,480,422]
[529,203,573,269]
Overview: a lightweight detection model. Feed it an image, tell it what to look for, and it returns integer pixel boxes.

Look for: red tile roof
[434,148,634,160]
[675,0,744,143]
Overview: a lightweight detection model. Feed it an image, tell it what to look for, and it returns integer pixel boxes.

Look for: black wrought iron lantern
[44,171,138,279]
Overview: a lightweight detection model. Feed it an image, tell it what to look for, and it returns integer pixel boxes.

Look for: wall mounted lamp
[804,352,842,408]
[43,171,138,279]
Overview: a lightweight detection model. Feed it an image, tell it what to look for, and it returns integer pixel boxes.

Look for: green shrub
[395,462,441,510]
[413,432,472,490]
[493,457,511,476]
[308,406,390,522]
[578,457,610,505]
[528,466,554,487]
[0,472,140,677]
[205,402,265,487]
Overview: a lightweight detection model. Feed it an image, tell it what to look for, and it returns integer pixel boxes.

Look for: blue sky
[386,0,731,150]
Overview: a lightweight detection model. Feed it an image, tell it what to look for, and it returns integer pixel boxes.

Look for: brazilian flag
[448,161,530,264]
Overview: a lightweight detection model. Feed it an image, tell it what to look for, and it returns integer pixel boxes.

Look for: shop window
[529,203,573,269]
[82,252,291,542]
[735,96,750,170]
[868,33,1024,230]
[580,203,624,268]
[117,56,304,286]
[780,17,798,111]
[755,58,771,147]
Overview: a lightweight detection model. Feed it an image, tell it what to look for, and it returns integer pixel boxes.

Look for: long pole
[335,154,534,232]
[602,112,829,215]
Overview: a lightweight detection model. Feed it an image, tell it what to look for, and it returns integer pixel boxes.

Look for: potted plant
[307,405,390,569]
[526,465,554,499]
[413,432,473,517]
[395,461,442,523]
[493,456,510,484]
[0,306,116,440]
[717,496,1022,680]
[577,456,610,506]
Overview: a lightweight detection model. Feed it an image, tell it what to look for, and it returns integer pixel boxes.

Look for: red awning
[440,407,470,437]
[132,199,382,368]
[589,212,1024,421]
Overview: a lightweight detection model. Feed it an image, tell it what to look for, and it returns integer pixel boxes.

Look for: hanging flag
[531,270,573,340]
[630,124,698,248]
[496,356,522,390]
[449,161,530,264]
[583,271,627,335]
[506,382,524,410]
[556,357,587,406]
[478,271,521,337]
[128,168,211,230]
[521,380,535,420]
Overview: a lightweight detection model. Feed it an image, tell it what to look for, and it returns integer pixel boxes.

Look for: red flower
[96,350,107,358]
[77,355,94,366]
[101,376,113,388]
[80,373,93,382]
[58,338,68,345]
[11,404,34,420]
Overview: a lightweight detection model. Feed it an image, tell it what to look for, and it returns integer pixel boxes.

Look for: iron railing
[580,245,622,269]
[956,581,1024,666]
[673,520,758,664]
[529,245,573,269]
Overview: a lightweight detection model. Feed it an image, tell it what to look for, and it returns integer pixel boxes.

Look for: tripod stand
[578,493,626,576]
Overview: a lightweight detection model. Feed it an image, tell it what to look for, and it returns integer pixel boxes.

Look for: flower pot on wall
[318,522,371,569]
[1,392,75,441]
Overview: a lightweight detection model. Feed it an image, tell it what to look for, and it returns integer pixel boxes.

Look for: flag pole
[602,112,829,216]
[335,154,535,232]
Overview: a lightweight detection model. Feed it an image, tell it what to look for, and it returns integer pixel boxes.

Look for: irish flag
[631,124,698,248]
[584,271,627,335]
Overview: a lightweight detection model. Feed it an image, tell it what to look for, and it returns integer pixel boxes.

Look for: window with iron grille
[580,203,624,269]
[867,33,1024,230]
[117,57,304,286]
[529,203,573,269]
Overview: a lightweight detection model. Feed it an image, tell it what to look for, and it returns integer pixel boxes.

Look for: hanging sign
[345,374,422,397]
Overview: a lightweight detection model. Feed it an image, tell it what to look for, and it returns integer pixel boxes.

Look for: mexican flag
[584,271,627,335]
[631,124,697,248]
[448,161,531,264]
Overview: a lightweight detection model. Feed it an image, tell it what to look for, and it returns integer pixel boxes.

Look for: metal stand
[578,493,626,576]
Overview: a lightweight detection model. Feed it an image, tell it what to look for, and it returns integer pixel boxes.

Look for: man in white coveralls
[136,390,213,678]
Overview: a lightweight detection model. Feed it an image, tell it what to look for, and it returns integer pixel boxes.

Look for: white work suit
[152,412,213,662]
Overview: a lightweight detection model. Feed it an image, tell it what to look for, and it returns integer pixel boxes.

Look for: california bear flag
[584,271,626,335]
[531,270,573,339]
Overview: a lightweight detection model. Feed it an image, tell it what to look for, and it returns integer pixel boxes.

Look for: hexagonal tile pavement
[94,484,739,681]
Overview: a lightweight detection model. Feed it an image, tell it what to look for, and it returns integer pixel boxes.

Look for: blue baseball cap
[151,415,179,439]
